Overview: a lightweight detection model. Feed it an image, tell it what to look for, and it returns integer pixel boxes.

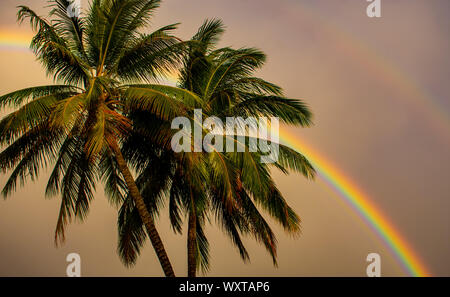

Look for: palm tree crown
[0,0,203,277]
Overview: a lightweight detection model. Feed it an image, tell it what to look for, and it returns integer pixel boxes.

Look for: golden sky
[0,0,449,276]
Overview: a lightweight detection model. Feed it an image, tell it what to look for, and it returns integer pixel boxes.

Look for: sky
[0,0,449,276]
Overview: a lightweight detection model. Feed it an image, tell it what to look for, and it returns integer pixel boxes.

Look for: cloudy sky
[0,0,449,276]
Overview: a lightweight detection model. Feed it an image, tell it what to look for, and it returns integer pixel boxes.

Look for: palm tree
[0,0,197,277]
[117,19,316,276]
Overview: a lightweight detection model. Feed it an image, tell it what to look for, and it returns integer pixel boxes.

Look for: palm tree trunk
[109,139,175,277]
[187,207,197,277]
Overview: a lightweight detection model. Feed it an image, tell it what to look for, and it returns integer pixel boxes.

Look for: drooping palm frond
[232,136,316,178]
[45,117,85,198]
[117,196,147,266]
[237,188,278,265]
[0,92,71,145]
[0,122,62,197]
[54,134,97,245]
[194,216,210,273]
[275,143,316,178]
[0,85,80,108]
[210,190,250,262]
[251,183,302,235]
[18,5,90,86]
[99,151,127,206]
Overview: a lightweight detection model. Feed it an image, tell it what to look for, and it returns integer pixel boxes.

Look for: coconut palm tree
[117,19,316,276]
[0,0,199,277]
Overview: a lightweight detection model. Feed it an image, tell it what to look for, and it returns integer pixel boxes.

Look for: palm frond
[252,183,302,235]
[0,85,79,108]
[123,85,195,120]
[1,123,62,198]
[116,35,185,83]
[45,124,82,197]
[212,195,250,262]
[54,136,96,244]
[99,151,127,206]
[117,197,146,266]
[0,92,70,145]
[275,143,316,178]
[225,96,313,127]
[49,0,87,59]
[238,188,278,265]
[191,19,225,51]
[18,5,90,85]
[203,48,266,101]
[195,221,210,273]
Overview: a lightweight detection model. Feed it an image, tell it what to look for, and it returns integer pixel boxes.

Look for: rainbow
[278,127,431,277]
[0,29,32,52]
